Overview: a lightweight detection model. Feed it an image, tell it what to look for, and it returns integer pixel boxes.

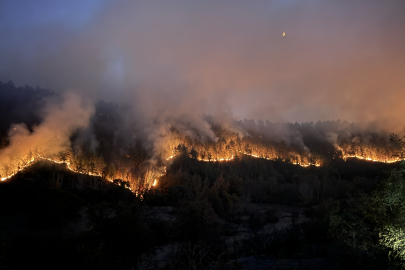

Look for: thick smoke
[0,92,94,171]
[0,0,404,156]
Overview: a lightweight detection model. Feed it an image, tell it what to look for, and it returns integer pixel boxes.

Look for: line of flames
[2,152,400,186]
[237,151,321,167]
[166,154,233,163]
[166,150,321,167]
[342,155,401,163]
[167,150,404,167]
[1,155,160,193]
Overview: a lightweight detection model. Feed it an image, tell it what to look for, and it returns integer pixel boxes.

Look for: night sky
[1,0,405,125]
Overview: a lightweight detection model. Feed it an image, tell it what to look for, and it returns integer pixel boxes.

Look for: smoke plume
[0,92,94,173]
[0,0,404,157]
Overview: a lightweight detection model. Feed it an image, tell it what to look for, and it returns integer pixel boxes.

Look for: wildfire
[1,155,113,183]
[164,149,402,168]
[197,156,234,162]
[0,157,36,182]
[2,147,401,193]
[343,155,401,164]
[165,150,321,167]
[235,150,321,167]
[166,150,234,162]
[1,154,164,194]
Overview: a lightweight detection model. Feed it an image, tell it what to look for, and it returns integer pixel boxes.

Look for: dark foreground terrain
[1,157,405,270]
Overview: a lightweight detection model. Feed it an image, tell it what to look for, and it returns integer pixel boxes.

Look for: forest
[1,81,405,269]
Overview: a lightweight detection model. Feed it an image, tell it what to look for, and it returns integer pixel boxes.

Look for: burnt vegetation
[1,82,405,269]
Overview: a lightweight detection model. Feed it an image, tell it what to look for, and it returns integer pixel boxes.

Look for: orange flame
[165,148,400,167]
[1,155,164,195]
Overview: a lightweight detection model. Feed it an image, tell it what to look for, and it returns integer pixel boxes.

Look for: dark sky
[1,0,405,125]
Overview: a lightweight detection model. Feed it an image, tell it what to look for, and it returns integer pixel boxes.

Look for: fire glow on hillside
[166,149,401,167]
[163,129,403,169]
[1,148,398,184]
[0,153,165,197]
[1,124,404,197]
[0,139,403,197]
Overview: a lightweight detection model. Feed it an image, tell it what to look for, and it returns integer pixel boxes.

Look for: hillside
[1,156,404,269]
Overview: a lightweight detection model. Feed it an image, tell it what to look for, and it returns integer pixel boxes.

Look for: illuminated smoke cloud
[0,0,405,161]
[0,92,94,173]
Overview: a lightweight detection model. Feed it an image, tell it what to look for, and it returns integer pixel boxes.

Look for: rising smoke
[0,0,404,163]
[0,92,94,174]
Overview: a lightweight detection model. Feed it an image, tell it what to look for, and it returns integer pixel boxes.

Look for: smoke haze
[0,0,405,153]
